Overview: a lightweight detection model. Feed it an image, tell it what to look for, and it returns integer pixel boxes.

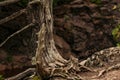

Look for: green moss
[112,24,120,47]
[90,0,102,4]
[18,0,29,7]
[0,75,4,80]
[31,75,42,80]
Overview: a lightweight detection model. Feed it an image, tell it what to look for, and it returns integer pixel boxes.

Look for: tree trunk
[29,0,82,80]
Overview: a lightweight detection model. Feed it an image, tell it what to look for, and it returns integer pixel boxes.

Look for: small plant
[0,75,4,80]
[90,0,102,4]
[32,76,40,80]
[112,24,120,47]
[18,0,29,7]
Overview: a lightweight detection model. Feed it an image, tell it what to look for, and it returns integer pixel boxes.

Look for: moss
[17,0,29,7]
[112,24,120,47]
[0,75,4,80]
[90,0,102,4]
[32,75,42,80]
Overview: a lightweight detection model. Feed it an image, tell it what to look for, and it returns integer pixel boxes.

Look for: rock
[54,35,70,50]
[54,35,71,59]
[0,49,7,61]
[0,64,6,71]
[54,0,117,59]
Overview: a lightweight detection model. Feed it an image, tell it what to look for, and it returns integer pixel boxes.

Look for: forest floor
[80,69,120,80]
[2,47,120,80]
[0,0,120,79]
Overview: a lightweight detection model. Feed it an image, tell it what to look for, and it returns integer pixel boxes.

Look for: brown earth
[79,68,120,80]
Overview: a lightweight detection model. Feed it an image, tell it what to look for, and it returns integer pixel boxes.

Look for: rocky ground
[0,0,120,79]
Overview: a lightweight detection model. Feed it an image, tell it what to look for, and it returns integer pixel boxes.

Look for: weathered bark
[29,0,67,79]
[0,0,20,6]
[29,0,85,80]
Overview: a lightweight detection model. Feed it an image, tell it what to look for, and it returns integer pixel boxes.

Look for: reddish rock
[54,35,70,50]
[0,49,7,61]
[0,64,6,71]
[54,35,72,59]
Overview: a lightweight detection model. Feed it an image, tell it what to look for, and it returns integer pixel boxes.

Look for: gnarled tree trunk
[29,0,82,80]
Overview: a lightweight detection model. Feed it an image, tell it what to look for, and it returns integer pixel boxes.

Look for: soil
[79,68,120,80]
[0,0,120,79]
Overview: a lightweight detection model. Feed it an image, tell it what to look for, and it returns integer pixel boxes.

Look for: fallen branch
[0,23,35,47]
[28,0,40,5]
[5,68,36,80]
[0,0,20,6]
[0,9,26,25]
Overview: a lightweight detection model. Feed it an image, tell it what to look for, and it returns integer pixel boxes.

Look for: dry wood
[0,0,20,6]
[0,9,26,25]
[0,23,34,47]
[29,0,85,80]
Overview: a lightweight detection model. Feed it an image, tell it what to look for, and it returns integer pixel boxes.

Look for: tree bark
[29,0,83,80]
[29,0,67,79]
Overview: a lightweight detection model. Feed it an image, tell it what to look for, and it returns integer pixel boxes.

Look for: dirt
[0,48,32,77]
[79,68,120,80]
[80,47,120,80]
[54,0,120,59]
[101,70,120,80]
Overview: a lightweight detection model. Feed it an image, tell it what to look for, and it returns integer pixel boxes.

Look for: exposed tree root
[0,9,26,25]
[98,63,120,77]
[5,57,94,80]
[43,56,94,80]
[0,23,35,47]
[0,0,20,6]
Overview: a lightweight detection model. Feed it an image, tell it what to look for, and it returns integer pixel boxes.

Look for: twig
[0,0,20,6]
[5,68,36,80]
[28,0,40,5]
[0,9,26,25]
[0,23,35,47]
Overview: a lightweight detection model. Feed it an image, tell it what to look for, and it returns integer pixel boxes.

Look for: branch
[5,68,36,80]
[28,0,40,5]
[0,9,26,25]
[0,0,20,6]
[0,23,35,47]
